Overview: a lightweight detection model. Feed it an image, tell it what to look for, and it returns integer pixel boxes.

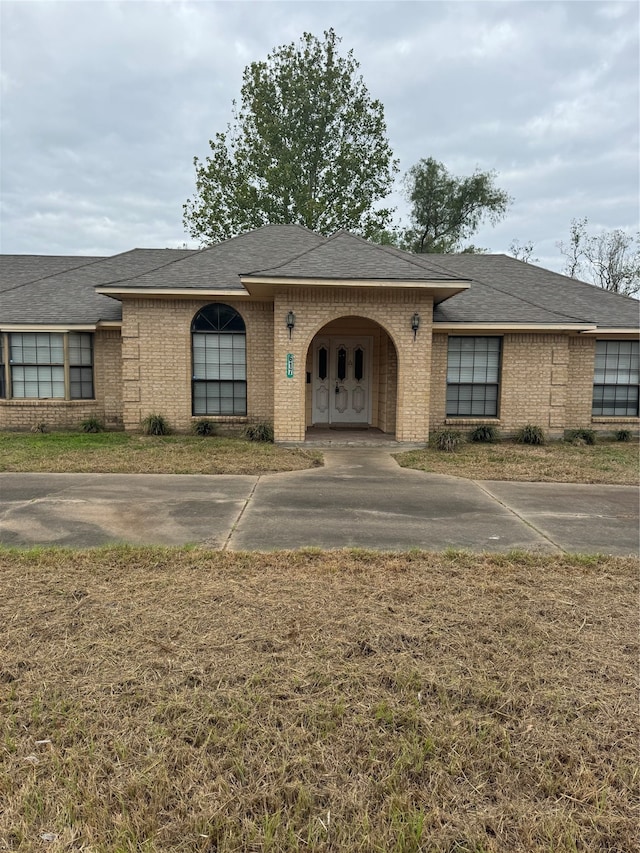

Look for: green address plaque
[286,353,294,378]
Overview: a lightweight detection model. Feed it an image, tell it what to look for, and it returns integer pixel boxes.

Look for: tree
[508,239,538,264]
[183,29,398,244]
[401,158,511,253]
[557,218,640,296]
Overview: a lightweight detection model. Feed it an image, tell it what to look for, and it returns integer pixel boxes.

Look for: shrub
[615,429,633,442]
[431,428,463,452]
[469,424,500,443]
[565,428,597,446]
[244,421,274,443]
[192,419,217,437]
[141,414,171,436]
[30,422,48,434]
[514,424,546,445]
[80,417,103,433]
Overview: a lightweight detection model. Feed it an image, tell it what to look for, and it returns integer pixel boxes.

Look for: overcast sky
[1,0,638,273]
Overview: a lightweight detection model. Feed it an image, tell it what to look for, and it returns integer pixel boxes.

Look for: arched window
[191,304,246,416]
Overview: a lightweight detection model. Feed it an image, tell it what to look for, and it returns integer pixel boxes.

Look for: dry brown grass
[0,433,322,475]
[1,548,638,852]
[395,440,639,485]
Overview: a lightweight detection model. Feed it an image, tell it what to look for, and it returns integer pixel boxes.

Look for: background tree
[557,218,640,296]
[184,29,398,244]
[401,157,511,253]
[508,239,538,264]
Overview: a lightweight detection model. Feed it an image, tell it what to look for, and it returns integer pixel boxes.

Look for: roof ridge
[90,249,208,289]
[0,254,110,295]
[197,223,326,256]
[363,239,472,279]
[451,260,600,324]
[240,229,330,275]
[443,252,640,303]
[246,229,465,280]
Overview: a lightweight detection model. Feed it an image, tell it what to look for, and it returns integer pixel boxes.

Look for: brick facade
[430,330,638,436]
[1,305,637,439]
[118,296,274,432]
[0,329,122,430]
[272,287,433,442]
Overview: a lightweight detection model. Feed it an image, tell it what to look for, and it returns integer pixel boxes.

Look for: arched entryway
[305,316,398,436]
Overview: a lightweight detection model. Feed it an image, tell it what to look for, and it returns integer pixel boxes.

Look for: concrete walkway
[0,449,638,554]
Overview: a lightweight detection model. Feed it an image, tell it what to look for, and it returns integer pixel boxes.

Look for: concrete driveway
[0,449,637,554]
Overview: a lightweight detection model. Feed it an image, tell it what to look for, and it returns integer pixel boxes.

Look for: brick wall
[120,296,273,432]
[0,328,123,431]
[566,336,595,428]
[272,287,433,442]
[429,333,448,431]
[94,329,123,428]
[430,331,638,436]
[501,333,567,430]
[378,337,398,434]
[432,332,572,434]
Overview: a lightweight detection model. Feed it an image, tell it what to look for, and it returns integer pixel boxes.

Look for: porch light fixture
[412,312,420,340]
[286,310,296,339]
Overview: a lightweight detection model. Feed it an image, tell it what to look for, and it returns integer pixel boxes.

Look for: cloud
[0,0,637,275]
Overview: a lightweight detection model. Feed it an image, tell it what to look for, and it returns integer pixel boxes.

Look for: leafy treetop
[184,29,399,245]
[401,157,512,253]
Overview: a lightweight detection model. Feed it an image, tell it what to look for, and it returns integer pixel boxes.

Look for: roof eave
[240,276,470,303]
[95,287,250,298]
[433,322,599,332]
[579,327,640,337]
[0,323,101,332]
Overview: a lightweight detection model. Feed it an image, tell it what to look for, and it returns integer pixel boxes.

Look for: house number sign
[286,353,294,378]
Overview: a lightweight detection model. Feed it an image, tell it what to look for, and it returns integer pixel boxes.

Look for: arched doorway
[305,316,398,435]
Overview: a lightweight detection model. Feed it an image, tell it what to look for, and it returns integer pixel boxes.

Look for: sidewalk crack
[474,481,566,554]
[221,477,260,551]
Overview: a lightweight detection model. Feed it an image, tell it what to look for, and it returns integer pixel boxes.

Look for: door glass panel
[354,347,364,382]
[318,346,328,381]
[337,347,347,381]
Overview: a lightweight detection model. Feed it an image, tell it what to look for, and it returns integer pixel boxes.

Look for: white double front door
[311,336,372,425]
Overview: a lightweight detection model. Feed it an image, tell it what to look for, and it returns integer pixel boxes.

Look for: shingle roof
[1,227,638,330]
[243,230,461,281]
[98,225,326,293]
[428,254,639,327]
[0,255,105,292]
[0,250,193,324]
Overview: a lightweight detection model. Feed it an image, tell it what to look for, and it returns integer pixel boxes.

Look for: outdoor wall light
[412,312,420,339]
[286,310,296,339]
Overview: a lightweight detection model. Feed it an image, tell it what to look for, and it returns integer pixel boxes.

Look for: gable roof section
[96,225,326,296]
[0,250,193,325]
[0,255,105,293]
[243,230,460,281]
[240,230,470,302]
[428,254,638,328]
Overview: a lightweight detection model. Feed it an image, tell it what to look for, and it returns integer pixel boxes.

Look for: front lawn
[395,439,639,485]
[1,431,637,484]
[0,431,322,475]
[1,547,637,852]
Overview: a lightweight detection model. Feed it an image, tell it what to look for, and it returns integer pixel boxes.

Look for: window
[69,333,94,399]
[5,332,94,400]
[446,336,501,417]
[192,304,246,416]
[592,340,639,417]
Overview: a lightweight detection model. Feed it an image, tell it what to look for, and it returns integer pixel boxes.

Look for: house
[1,225,638,442]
